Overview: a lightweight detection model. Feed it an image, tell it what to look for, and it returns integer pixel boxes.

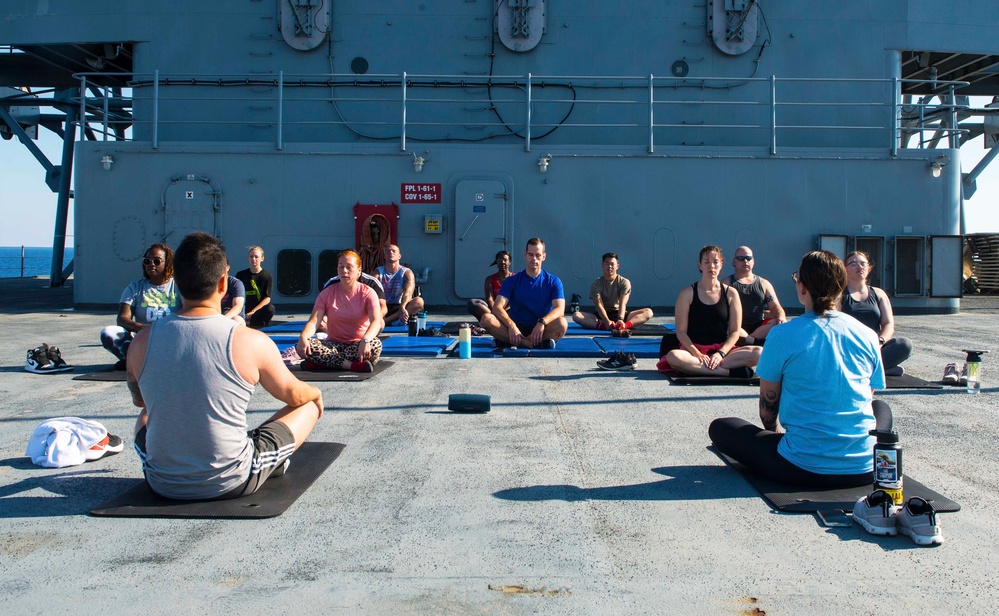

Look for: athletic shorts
[135,419,297,500]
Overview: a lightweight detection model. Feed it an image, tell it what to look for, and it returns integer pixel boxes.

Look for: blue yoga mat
[595,337,663,358]
[262,321,308,333]
[502,337,604,357]
[380,336,456,356]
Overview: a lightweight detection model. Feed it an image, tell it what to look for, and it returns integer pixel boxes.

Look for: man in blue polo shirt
[479,237,567,348]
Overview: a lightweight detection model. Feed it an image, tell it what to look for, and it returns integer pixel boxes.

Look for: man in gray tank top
[126,232,323,500]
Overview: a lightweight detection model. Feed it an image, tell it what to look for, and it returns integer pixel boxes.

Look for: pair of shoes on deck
[25,344,74,374]
[942,363,967,386]
[597,352,637,371]
[852,490,944,546]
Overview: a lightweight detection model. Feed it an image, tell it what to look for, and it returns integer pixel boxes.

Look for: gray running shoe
[852,490,899,536]
[897,497,944,546]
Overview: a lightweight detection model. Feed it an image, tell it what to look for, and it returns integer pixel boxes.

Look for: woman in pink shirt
[297,250,384,372]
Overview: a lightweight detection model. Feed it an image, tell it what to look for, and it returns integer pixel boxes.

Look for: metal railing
[73,72,970,154]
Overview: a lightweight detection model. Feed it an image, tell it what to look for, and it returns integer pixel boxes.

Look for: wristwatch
[878,336,885,345]
[537,318,546,326]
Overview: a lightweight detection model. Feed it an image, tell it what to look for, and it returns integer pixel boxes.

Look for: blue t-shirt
[499,269,565,324]
[755,311,886,475]
[221,276,246,320]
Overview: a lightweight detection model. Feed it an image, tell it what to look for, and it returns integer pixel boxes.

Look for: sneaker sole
[852,515,898,536]
[25,364,73,374]
[899,525,944,545]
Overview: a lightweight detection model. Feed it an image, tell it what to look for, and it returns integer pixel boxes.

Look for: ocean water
[0,246,75,278]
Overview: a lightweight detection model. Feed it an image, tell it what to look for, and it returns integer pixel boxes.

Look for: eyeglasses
[734,256,754,262]
[791,272,799,283]
[142,257,164,266]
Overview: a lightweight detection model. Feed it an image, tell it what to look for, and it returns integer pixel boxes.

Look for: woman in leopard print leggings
[297,250,384,372]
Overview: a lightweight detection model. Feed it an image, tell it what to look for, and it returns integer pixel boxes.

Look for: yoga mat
[261,320,308,333]
[885,374,943,389]
[501,337,604,357]
[595,337,663,358]
[90,442,345,519]
[382,320,446,334]
[661,370,759,385]
[380,336,456,356]
[74,370,126,382]
[563,322,671,337]
[296,360,394,381]
[715,451,960,513]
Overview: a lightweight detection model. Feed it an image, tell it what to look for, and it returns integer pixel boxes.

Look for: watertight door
[163,175,220,244]
[454,180,509,298]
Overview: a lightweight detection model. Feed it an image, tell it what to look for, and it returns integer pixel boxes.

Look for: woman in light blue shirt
[709,250,892,488]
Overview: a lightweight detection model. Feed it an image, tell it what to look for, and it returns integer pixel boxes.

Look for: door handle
[459,214,480,241]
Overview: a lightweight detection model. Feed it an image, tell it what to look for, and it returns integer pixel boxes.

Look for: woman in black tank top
[660,246,762,376]
[838,251,912,374]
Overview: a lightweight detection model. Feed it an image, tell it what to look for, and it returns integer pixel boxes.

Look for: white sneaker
[897,497,945,546]
[941,363,960,385]
[959,363,969,387]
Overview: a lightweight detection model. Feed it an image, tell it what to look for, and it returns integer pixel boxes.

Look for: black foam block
[448,394,491,413]
[89,442,345,519]
[715,450,960,513]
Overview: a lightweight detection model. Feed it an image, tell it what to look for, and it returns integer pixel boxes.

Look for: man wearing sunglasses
[99,243,181,369]
[724,246,786,345]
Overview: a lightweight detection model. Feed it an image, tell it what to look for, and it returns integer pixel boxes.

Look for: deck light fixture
[538,154,551,173]
[101,154,114,171]
[930,155,948,178]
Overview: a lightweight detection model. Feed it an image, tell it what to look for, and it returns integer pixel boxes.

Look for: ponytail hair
[797,250,847,316]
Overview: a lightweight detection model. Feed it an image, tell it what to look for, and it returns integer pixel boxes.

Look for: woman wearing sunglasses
[838,251,912,376]
[99,243,181,369]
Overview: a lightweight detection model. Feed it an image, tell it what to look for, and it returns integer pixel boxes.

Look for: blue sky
[2,109,999,247]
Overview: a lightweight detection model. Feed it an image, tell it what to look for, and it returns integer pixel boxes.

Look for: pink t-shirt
[313,281,378,342]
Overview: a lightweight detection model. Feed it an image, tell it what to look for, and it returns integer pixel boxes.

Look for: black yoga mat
[714,451,960,513]
[884,374,943,389]
[661,371,759,386]
[90,442,345,519]
[73,369,125,381]
[296,360,394,381]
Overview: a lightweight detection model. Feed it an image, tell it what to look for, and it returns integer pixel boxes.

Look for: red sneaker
[86,434,124,461]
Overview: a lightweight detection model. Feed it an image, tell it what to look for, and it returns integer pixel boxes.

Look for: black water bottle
[870,429,903,506]
[408,313,418,336]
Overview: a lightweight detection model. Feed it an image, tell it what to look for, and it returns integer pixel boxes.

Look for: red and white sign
[401,183,441,204]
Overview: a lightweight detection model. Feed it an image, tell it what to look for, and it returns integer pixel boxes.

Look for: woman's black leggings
[708,400,893,489]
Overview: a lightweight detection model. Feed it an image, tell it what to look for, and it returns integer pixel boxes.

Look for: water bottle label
[875,450,899,483]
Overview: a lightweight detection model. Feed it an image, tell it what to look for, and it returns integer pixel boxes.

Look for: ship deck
[2,277,998,614]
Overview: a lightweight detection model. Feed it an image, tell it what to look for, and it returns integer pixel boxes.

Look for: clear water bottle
[417,310,427,332]
[963,349,989,394]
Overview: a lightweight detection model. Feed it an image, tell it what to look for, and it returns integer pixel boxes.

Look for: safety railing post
[153,70,159,149]
[770,75,777,155]
[525,73,532,152]
[890,77,898,156]
[948,84,958,149]
[103,85,109,141]
[648,74,655,153]
[401,72,407,151]
[277,71,284,150]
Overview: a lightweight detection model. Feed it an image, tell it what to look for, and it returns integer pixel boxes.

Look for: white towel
[25,417,108,468]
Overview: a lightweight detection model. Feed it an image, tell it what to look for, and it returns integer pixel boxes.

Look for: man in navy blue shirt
[479,238,567,348]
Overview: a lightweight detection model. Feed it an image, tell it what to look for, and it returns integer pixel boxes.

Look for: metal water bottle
[408,313,418,336]
[870,429,903,506]
[458,323,472,359]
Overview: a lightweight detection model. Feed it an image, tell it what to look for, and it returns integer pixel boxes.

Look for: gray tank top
[139,313,255,499]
